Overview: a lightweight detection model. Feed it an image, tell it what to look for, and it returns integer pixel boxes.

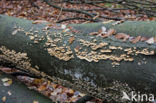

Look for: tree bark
[0,71,53,103]
[0,14,156,102]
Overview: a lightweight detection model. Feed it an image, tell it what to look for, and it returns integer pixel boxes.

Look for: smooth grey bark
[0,15,156,102]
[0,71,53,103]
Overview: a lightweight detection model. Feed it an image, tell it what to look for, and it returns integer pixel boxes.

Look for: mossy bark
[0,15,156,101]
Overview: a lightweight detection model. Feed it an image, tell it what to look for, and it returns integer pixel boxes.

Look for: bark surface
[0,15,156,102]
[0,71,53,103]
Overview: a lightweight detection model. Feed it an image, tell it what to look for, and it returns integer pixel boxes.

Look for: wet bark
[0,15,156,102]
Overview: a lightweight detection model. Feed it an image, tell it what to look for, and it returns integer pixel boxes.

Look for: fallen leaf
[89,32,98,35]
[75,45,80,52]
[38,85,46,91]
[102,20,114,24]
[115,33,130,41]
[32,20,47,24]
[1,78,12,86]
[67,89,74,97]
[131,36,141,43]
[140,37,148,41]
[7,91,12,96]
[68,36,75,44]
[12,29,18,35]
[101,26,107,33]
[63,28,70,32]
[154,36,156,43]
[51,84,58,89]
[106,28,116,36]
[2,96,6,102]
[33,79,43,85]
[33,100,38,103]
[145,37,154,44]
[61,24,67,29]
[100,33,107,38]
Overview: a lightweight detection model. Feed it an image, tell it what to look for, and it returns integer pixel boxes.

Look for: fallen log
[0,71,53,103]
[0,15,156,102]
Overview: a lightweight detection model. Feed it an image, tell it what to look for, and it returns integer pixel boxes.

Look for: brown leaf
[106,28,116,36]
[140,37,148,42]
[74,45,80,53]
[2,96,6,102]
[115,33,130,41]
[100,33,108,38]
[68,36,75,44]
[154,36,156,43]
[33,78,43,85]
[89,32,98,35]
[38,85,47,91]
[1,78,12,86]
[67,89,74,97]
[33,101,38,103]
[131,36,141,44]
[32,20,48,24]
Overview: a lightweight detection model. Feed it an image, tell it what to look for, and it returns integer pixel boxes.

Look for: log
[0,71,53,103]
[0,14,156,102]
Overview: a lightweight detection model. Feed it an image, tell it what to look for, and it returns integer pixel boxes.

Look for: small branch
[9,71,41,78]
[99,15,124,20]
[56,17,101,23]
[43,0,95,17]
[56,0,63,22]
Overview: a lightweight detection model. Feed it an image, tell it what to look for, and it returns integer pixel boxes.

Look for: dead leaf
[89,32,98,35]
[1,78,12,86]
[106,28,116,36]
[51,84,58,89]
[100,33,108,38]
[32,20,47,24]
[33,100,38,103]
[101,26,107,33]
[145,37,154,44]
[68,36,75,44]
[154,36,156,43]
[61,24,67,29]
[115,33,130,41]
[33,79,43,85]
[140,37,148,41]
[2,96,6,102]
[12,29,18,35]
[131,36,141,43]
[102,20,114,24]
[7,91,12,96]
[38,85,46,91]
[69,89,74,94]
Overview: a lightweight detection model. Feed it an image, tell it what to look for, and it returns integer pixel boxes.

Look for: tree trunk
[0,14,156,102]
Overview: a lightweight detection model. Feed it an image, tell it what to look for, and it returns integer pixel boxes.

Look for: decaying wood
[0,71,53,103]
[0,15,156,102]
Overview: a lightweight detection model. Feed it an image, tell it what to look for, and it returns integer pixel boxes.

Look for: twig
[56,17,101,23]
[43,0,95,17]
[56,0,63,22]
